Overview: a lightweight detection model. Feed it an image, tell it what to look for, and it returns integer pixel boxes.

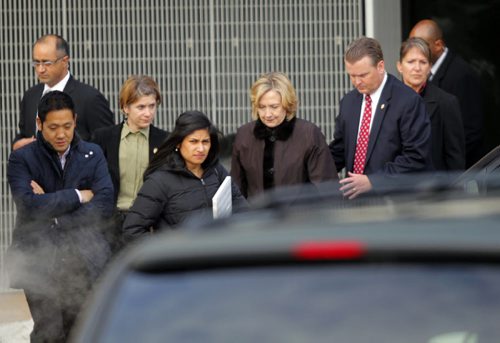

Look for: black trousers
[25,287,86,343]
[22,248,91,342]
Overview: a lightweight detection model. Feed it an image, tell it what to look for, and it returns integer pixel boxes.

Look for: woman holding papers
[231,72,337,199]
[122,111,246,242]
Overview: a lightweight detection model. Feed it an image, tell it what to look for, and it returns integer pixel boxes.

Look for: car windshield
[98,264,500,343]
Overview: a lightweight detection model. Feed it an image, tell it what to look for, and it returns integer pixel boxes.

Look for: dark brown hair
[344,36,384,66]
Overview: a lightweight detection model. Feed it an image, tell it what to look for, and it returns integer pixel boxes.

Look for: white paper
[212,176,232,219]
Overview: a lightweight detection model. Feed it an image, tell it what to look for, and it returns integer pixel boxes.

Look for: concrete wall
[365,0,402,76]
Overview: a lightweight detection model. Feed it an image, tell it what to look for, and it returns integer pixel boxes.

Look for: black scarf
[253,118,296,190]
[253,117,296,141]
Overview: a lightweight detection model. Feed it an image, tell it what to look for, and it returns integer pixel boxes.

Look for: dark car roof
[136,200,500,268]
[72,183,500,343]
[104,188,500,275]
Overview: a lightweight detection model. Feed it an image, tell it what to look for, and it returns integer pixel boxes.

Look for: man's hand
[79,190,94,203]
[13,137,36,151]
[339,172,372,200]
[30,180,45,194]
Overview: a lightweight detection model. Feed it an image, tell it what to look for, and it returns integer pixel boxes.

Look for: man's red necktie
[353,94,372,174]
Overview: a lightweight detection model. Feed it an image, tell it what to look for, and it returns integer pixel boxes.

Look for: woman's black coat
[122,154,246,242]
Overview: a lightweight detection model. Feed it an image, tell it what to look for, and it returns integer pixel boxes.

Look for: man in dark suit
[329,37,433,199]
[12,34,114,150]
[410,19,484,168]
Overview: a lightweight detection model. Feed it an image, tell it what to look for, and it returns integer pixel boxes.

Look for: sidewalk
[0,289,33,343]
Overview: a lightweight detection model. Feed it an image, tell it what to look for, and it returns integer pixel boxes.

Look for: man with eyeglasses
[12,34,114,150]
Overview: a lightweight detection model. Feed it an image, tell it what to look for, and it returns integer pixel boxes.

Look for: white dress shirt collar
[43,71,71,94]
[59,144,71,169]
[358,72,388,133]
[430,47,448,80]
[367,72,388,109]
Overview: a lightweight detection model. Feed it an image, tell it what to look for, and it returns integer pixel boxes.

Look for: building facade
[0,0,402,287]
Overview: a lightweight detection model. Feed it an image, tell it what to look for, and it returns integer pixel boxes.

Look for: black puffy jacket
[122,156,246,242]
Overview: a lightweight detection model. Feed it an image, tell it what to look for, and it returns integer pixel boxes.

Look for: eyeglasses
[31,56,65,68]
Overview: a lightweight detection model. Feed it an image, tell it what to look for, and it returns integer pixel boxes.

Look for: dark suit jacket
[15,75,115,143]
[422,83,465,171]
[329,73,433,180]
[430,49,483,167]
[91,123,169,202]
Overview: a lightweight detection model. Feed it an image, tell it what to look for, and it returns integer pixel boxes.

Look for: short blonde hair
[250,72,298,121]
[119,75,162,114]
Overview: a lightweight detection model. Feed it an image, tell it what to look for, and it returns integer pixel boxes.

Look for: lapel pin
[381,104,385,110]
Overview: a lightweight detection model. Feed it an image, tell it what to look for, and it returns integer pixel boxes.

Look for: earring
[175,147,179,152]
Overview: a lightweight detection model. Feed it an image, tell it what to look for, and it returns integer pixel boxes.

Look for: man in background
[410,19,484,167]
[12,34,114,150]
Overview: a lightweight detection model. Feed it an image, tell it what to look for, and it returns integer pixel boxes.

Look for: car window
[97,264,500,343]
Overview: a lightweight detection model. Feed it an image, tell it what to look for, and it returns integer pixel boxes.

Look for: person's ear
[122,106,129,119]
[62,55,70,67]
[435,39,445,53]
[36,116,42,131]
[396,61,403,74]
[377,60,385,73]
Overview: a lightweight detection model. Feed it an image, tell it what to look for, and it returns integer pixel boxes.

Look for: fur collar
[253,117,296,141]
